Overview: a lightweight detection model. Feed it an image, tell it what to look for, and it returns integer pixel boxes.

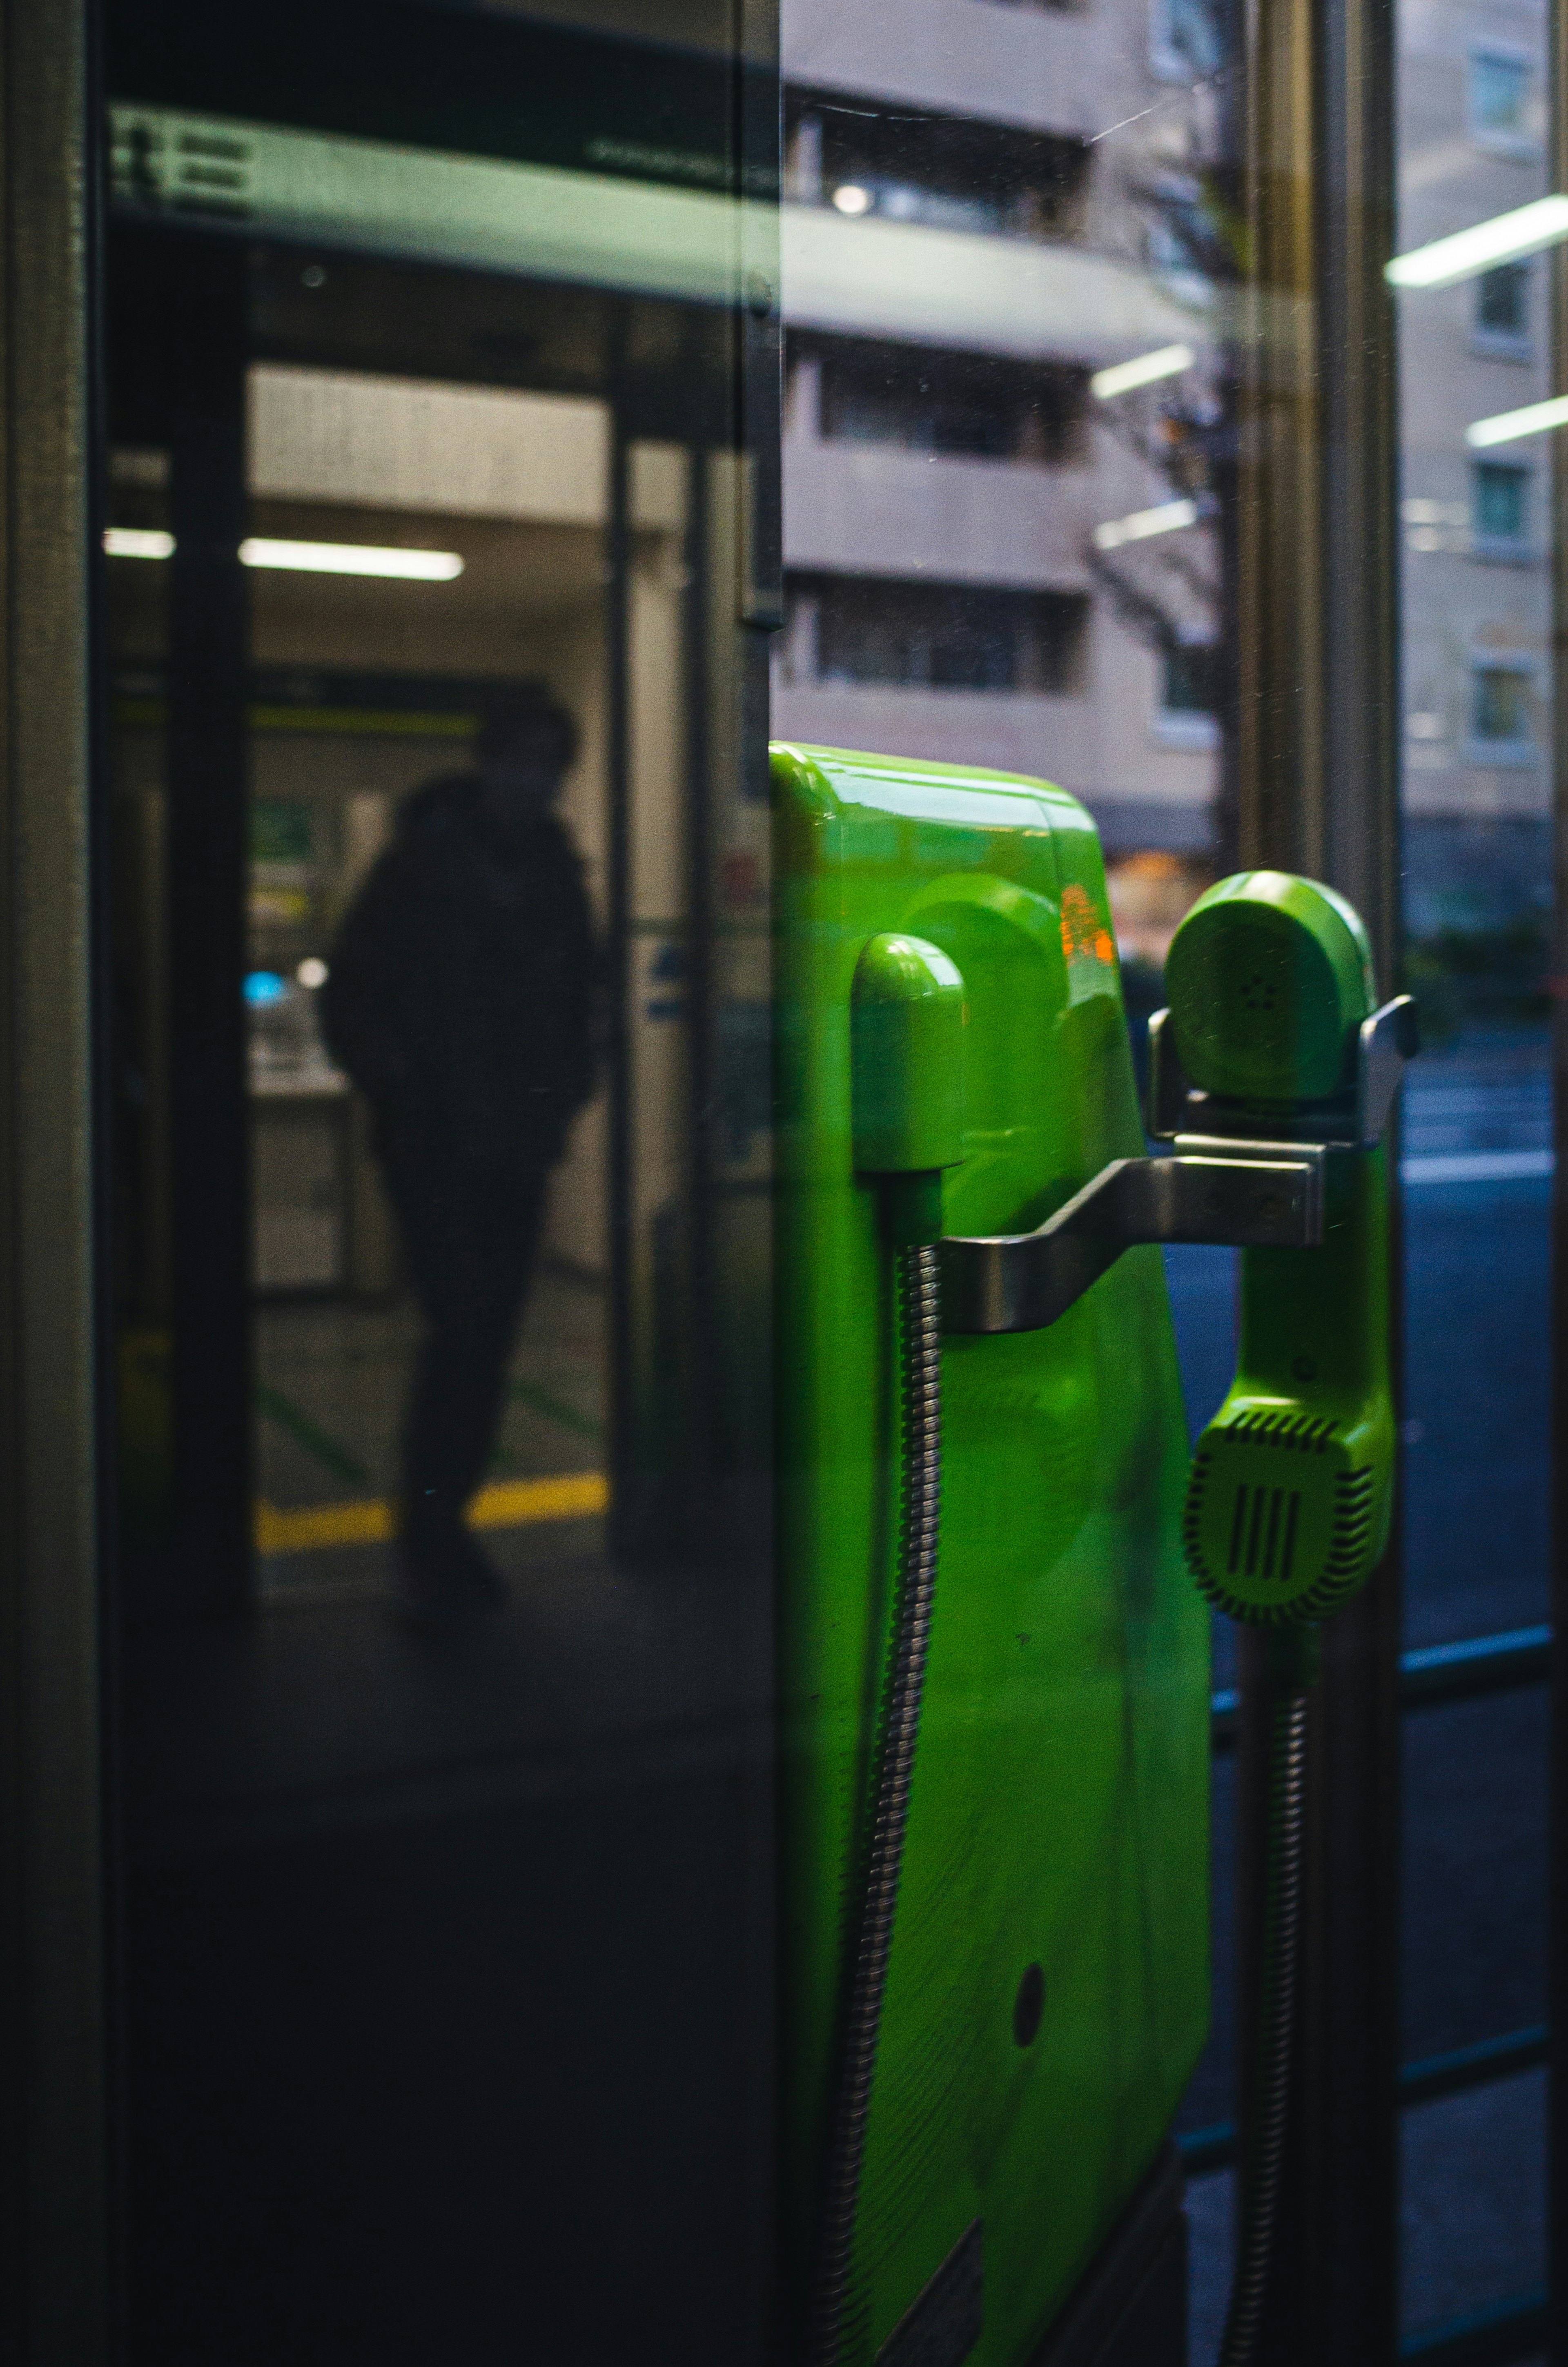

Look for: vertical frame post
[1549,0,1568,2328]
[164,235,251,1618]
[1234,0,1403,2348]
[0,0,111,2353]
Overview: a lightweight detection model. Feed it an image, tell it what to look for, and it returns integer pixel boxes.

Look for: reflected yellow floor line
[255,1472,609,1556]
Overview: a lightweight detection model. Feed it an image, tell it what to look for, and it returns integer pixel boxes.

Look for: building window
[792,576,1087,694]
[1156,642,1221,746]
[1470,661,1535,755]
[1161,643,1218,714]
[1472,461,1530,557]
[1474,262,1532,359]
[1468,49,1538,154]
[1151,0,1221,81]
[786,89,1089,241]
[1146,196,1213,285]
[807,338,1086,464]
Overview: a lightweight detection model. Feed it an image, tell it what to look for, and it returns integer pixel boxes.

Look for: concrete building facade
[774,0,1229,897]
[776,0,1558,975]
[1395,0,1552,946]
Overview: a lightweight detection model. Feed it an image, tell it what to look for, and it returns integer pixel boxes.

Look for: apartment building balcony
[784,435,1099,588]
[780,207,1204,369]
[782,0,1143,142]
[771,680,1097,784]
[770,676,1216,853]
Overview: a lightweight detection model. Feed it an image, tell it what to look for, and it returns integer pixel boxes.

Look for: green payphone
[773,746,1411,2367]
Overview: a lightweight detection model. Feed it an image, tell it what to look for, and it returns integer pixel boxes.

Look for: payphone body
[773,745,1209,2365]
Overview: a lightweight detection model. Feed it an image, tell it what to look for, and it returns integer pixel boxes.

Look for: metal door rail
[1398,2291,1547,2367]
[1180,2022,1550,2178]
[1210,1624,1551,1753]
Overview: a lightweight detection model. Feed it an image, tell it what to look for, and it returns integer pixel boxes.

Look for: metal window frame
[1552,0,1568,2324]
[1233,0,1403,2343]
[0,0,1551,2358]
[0,0,111,2356]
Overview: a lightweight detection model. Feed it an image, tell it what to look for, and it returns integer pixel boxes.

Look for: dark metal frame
[1232,0,1405,2341]
[0,0,112,2354]
[0,0,1549,2356]
[162,238,252,1617]
[1198,1627,1552,2365]
[1551,0,1568,2327]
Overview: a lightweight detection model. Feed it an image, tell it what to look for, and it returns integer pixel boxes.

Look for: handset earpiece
[1164,871,1395,1626]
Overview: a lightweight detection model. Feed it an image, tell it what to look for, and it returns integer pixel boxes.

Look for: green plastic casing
[774,744,1209,2365]
[1165,869,1375,1104]
[852,932,968,1245]
[851,933,967,1174]
[1183,1146,1393,1621]
[1167,873,1395,1623]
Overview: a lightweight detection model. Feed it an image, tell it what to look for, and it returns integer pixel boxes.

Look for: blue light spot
[245,971,287,1007]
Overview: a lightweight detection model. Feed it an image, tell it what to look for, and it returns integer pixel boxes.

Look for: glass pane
[106,1,777,2356]
[779,0,1233,2341]
[92,0,1553,2350]
[1395,0,1552,1662]
[1392,0,1552,2337]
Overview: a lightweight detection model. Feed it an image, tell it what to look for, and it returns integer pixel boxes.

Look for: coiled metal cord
[806,1243,944,2367]
[1218,1682,1311,2367]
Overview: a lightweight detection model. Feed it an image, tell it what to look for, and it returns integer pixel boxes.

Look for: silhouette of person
[322,687,598,1625]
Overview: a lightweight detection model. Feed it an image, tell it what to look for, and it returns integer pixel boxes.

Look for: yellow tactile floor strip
[254,1471,609,1556]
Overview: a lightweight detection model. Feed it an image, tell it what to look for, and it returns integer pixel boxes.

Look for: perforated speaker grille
[1183,1409,1379,1623]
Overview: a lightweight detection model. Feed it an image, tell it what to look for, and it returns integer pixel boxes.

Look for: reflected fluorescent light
[296,957,329,989]
[1093,497,1199,551]
[240,537,464,579]
[103,527,174,559]
[103,528,465,579]
[831,183,871,216]
[1466,393,1568,447]
[1385,194,1568,288]
[1091,343,1194,400]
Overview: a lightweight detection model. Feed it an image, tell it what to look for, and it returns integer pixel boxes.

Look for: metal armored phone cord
[1218,1668,1312,2367]
[805,1244,944,2367]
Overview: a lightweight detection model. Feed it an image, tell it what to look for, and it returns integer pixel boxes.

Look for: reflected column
[1234,0,1403,2349]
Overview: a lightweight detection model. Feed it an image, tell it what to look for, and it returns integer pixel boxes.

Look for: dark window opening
[1148,196,1214,281]
[786,87,1090,241]
[1473,462,1528,544]
[1477,262,1530,339]
[1162,642,1219,713]
[1472,664,1532,744]
[797,575,1087,693]
[1158,0,1224,76]
[804,336,1087,463]
[1470,49,1532,140]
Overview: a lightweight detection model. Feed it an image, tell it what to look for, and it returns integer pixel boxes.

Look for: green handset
[1157,869,1413,2367]
[1163,872,1396,1627]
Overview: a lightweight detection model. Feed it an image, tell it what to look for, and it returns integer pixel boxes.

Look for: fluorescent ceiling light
[1091,343,1194,400]
[1466,393,1568,447]
[1093,497,1199,551]
[240,537,463,579]
[103,527,174,559]
[1385,193,1568,288]
[103,527,465,578]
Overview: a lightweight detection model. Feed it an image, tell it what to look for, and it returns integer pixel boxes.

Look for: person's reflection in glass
[321,688,598,1628]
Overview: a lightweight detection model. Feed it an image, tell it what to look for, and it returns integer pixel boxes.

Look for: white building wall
[1396,0,1552,889]
[777,0,1225,864]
